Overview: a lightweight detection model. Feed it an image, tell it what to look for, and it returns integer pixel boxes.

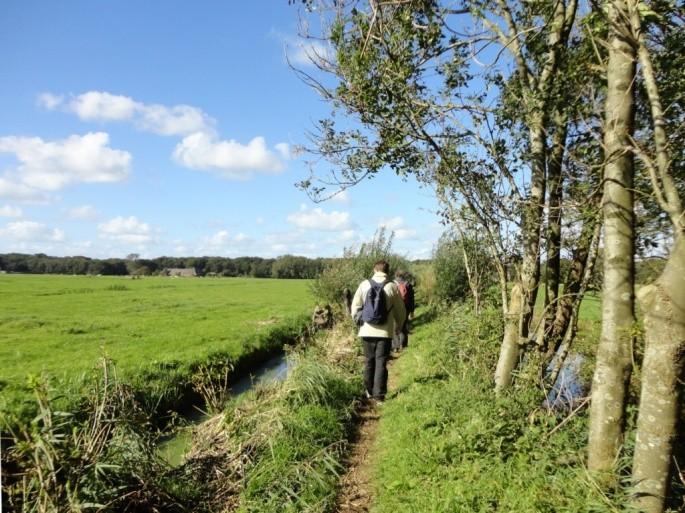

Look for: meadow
[0,274,312,417]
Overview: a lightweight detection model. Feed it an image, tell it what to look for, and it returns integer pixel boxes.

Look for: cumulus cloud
[0,220,65,242]
[37,92,64,110]
[69,91,138,121]
[0,205,22,218]
[203,230,254,252]
[207,229,230,246]
[0,132,131,198]
[286,39,334,67]
[287,205,352,231]
[173,133,288,179]
[40,91,215,136]
[67,205,98,220]
[0,177,52,203]
[378,216,417,240]
[98,216,153,244]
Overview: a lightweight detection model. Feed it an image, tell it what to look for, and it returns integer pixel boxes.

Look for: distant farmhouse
[163,267,197,277]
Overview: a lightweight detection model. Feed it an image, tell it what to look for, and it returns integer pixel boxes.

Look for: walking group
[350,260,415,404]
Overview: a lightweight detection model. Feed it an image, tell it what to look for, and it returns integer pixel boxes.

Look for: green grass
[0,274,313,418]
[368,304,634,513]
[170,326,363,512]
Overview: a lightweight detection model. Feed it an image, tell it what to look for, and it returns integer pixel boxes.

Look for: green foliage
[432,231,498,305]
[2,360,188,512]
[432,234,471,303]
[271,254,325,279]
[237,358,360,513]
[311,228,411,309]
[0,252,327,278]
[369,305,637,512]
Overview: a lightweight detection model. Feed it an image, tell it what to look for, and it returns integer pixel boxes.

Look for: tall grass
[1,359,187,513]
[369,305,641,512]
[180,325,363,513]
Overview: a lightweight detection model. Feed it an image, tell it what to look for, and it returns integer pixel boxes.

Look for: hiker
[392,270,415,353]
[351,260,406,403]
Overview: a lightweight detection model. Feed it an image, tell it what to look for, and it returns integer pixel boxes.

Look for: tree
[587,0,637,474]
[292,0,581,390]
[626,2,685,510]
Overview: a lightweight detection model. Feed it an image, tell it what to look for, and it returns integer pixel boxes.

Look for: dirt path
[336,355,399,513]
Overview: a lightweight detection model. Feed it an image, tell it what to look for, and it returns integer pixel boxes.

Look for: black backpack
[361,279,391,325]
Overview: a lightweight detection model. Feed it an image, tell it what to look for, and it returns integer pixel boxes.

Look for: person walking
[351,260,406,403]
[392,270,415,353]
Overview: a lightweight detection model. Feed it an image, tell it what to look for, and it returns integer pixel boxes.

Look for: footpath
[336,357,400,512]
[331,306,617,513]
[335,311,431,513]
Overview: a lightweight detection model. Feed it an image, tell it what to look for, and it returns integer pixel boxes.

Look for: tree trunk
[632,243,685,513]
[543,110,567,349]
[546,208,601,359]
[519,119,546,342]
[547,219,602,384]
[495,283,523,392]
[587,0,636,473]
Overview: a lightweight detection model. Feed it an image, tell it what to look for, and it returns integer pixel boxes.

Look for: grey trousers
[362,337,391,399]
[392,319,409,351]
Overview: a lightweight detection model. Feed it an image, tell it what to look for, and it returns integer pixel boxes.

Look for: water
[543,353,586,410]
[157,353,291,467]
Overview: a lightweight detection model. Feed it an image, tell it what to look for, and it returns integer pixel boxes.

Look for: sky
[0,1,442,260]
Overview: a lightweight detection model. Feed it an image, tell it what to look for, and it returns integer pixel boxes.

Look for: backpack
[361,279,390,325]
[395,279,415,313]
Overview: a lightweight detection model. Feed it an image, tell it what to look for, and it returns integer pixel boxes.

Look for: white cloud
[98,216,153,244]
[0,205,22,218]
[339,229,358,241]
[37,92,64,110]
[137,104,214,136]
[287,39,334,67]
[40,91,215,136]
[0,132,131,195]
[378,216,417,240]
[275,142,290,160]
[207,229,230,246]
[67,205,98,220]
[69,91,138,121]
[173,133,287,179]
[262,230,319,257]
[0,177,50,203]
[287,206,352,231]
[202,230,254,253]
[0,220,65,242]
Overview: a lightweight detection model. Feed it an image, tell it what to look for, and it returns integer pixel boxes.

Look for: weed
[1,359,187,513]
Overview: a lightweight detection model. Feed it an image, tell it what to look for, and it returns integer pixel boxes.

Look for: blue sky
[0,1,441,259]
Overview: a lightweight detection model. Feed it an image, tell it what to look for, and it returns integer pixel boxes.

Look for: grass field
[0,274,313,417]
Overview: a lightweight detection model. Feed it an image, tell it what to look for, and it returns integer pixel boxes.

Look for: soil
[336,353,400,512]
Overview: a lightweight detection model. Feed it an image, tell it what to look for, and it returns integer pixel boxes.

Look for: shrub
[311,228,411,312]
[432,231,498,306]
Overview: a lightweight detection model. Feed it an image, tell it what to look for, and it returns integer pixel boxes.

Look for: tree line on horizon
[0,252,327,279]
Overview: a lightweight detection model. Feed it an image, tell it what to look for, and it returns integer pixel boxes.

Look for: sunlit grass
[0,274,312,416]
[368,305,634,512]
